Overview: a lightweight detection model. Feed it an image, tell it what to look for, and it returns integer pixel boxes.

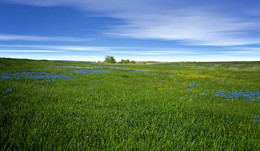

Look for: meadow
[0,58,259,150]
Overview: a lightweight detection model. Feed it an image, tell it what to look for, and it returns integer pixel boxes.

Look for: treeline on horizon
[101,55,161,64]
[1,57,260,64]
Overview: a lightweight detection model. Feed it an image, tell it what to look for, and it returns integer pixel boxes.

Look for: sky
[0,0,260,62]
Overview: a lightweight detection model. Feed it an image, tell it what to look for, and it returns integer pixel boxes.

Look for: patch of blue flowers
[72,70,110,74]
[87,66,105,69]
[88,66,127,70]
[109,67,127,70]
[133,69,147,72]
[109,66,155,72]
[214,89,260,102]
[187,83,201,92]
[187,88,193,92]
[0,72,72,81]
[88,87,94,90]
[190,83,201,87]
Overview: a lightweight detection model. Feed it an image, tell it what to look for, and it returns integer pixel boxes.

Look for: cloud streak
[0,34,91,42]
[2,0,260,46]
[2,44,260,56]
[0,49,63,52]
[0,44,203,55]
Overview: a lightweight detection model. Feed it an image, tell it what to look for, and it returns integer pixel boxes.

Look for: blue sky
[0,0,260,61]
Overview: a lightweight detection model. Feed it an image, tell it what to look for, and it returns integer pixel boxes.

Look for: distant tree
[119,59,129,63]
[119,59,124,63]
[130,60,136,64]
[104,55,116,63]
[119,59,136,64]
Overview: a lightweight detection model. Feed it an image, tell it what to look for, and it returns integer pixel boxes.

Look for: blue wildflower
[187,88,192,92]
[133,69,147,72]
[88,87,94,90]
[190,83,201,88]
[73,70,110,75]
[214,89,259,102]
[109,67,126,70]
[0,71,73,81]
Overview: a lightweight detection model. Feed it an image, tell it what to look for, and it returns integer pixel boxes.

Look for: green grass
[0,58,260,150]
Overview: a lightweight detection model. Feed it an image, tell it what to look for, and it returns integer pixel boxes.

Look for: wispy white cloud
[108,11,260,46]
[231,47,260,51]
[0,44,203,55]
[220,46,260,54]
[108,51,162,55]
[2,44,260,57]
[220,51,260,54]
[0,44,112,52]
[108,50,198,55]
[0,49,63,52]
[2,0,260,46]
[0,34,91,42]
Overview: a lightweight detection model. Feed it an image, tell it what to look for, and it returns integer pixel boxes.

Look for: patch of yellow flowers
[176,72,231,79]
[177,72,214,79]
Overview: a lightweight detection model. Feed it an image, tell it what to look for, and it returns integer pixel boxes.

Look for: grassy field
[0,58,260,150]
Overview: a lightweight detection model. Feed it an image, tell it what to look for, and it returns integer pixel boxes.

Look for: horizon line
[1,57,260,63]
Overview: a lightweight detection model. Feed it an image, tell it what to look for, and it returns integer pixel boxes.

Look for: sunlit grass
[0,58,259,150]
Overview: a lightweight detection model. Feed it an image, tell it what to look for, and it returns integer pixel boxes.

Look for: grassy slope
[0,58,260,150]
